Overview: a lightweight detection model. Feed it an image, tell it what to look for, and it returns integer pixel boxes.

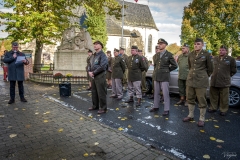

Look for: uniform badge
[135,59,139,63]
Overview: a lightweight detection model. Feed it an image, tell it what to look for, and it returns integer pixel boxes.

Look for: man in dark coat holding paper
[3,42,29,104]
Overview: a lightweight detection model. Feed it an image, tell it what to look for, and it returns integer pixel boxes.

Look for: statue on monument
[57,26,95,52]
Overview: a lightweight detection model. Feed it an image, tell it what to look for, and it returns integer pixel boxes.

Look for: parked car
[146,61,240,107]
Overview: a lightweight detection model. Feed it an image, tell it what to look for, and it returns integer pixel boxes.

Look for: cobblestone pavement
[0,71,173,160]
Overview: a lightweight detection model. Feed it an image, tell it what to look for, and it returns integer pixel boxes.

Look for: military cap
[93,40,103,48]
[88,49,92,53]
[194,38,203,43]
[106,50,111,54]
[114,48,119,52]
[157,38,168,45]
[120,47,125,50]
[182,43,189,47]
[220,45,228,51]
[12,42,19,46]
[131,46,138,50]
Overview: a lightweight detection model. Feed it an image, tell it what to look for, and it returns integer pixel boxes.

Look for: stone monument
[54,27,95,77]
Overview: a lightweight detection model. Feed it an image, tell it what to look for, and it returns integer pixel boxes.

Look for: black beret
[131,46,138,49]
[157,38,168,45]
[12,42,19,46]
[93,40,104,48]
[182,43,189,47]
[194,38,203,43]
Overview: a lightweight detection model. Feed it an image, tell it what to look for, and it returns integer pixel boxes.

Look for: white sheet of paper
[15,56,26,64]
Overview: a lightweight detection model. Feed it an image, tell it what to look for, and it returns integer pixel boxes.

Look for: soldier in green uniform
[176,43,189,106]
[110,49,126,99]
[120,47,128,91]
[138,49,149,97]
[208,45,237,116]
[183,38,213,127]
[149,46,159,99]
[86,49,93,90]
[125,46,147,106]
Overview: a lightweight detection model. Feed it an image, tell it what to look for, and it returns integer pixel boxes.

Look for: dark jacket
[186,50,213,88]
[3,50,29,81]
[86,55,91,72]
[210,55,237,87]
[122,54,128,69]
[152,50,178,82]
[111,55,125,79]
[88,50,108,77]
[142,56,149,72]
[126,54,146,82]
[107,56,113,72]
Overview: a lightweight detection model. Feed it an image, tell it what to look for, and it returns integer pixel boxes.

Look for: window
[119,38,126,49]
[148,35,152,53]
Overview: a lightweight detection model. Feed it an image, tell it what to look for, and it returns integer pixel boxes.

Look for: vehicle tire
[145,78,152,94]
[229,87,240,108]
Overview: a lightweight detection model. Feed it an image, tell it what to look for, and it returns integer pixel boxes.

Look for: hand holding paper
[15,56,26,64]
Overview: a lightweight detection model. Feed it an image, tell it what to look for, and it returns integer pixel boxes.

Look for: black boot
[125,96,133,103]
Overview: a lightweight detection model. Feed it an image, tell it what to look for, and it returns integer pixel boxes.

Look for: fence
[33,64,55,73]
[29,73,88,84]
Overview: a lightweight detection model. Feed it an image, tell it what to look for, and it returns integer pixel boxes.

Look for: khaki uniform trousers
[128,81,142,98]
[210,86,229,113]
[186,86,207,121]
[154,81,170,111]
[178,79,187,97]
[91,72,107,110]
[111,78,123,98]
[141,71,147,93]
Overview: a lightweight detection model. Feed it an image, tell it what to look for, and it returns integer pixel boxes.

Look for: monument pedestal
[53,50,88,77]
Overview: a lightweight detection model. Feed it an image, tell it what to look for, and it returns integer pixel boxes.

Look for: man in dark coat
[3,42,29,104]
[88,41,108,114]
[208,45,236,116]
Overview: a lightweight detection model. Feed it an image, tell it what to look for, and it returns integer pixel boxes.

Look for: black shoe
[20,98,27,102]
[8,99,15,104]
[149,108,159,112]
[208,109,217,113]
[125,98,133,103]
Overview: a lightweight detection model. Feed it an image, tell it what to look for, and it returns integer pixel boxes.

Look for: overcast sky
[0,0,191,45]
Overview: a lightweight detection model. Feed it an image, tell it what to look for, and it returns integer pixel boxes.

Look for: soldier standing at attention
[88,41,108,114]
[149,39,178,116]
[86,49,93,90]
[176,43,189,106]
[125,46,147,107]
[138,50,149,97]
[183,38,213,127]
[110,49,126,100]
[106,51,113,89]
[208,45,236,116]
[120,47,128,91]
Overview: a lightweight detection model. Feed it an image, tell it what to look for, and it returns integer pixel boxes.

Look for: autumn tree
[0,0,122,72]
[166,43,181,55]
[181,0,240,56]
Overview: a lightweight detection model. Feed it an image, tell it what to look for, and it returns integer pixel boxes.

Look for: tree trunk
[33,39,43,73]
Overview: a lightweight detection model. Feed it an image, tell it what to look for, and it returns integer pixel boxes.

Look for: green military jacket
[126,54,146,82]
[122,54,128,69]
[177,53,189,80]
[142,56,149,72]
[153,50,178,82]
[111,55,126,79]
[210,55,237,88]
[186,50,213,88]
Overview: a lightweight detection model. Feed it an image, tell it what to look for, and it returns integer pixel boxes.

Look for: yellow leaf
[43,120,48,123]
[213,120,218,122]
[210,137,216,141]
[216,139,224,143]
[165,118,168,120]
[92,130,96,132]
[46,111,50,114]
[83,153,88,157]
[0,115,5,118]
[116,108,119,110]
[200,130,205,133]
[214,125,219,128]
[80,117,84,120]
[154,115,159,118]
[58,128,64,132]
[88,115,93,118]
[121,118,125,121]
[128,125,132,128]
[36,100,39,102]
[118,127,124,131]
[70,120,73,122]
[35,112,39,115]
[22,108,26,111]
[205,119,209,122]
[118,117,121,119]
[90,153,96,156]
[94,142,99,145]
[9,134,17,138]
[203,154,210,159]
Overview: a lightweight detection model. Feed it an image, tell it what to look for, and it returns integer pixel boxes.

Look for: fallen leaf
[80,117,84,120]
[97,115,100,116]
[25,125,31,128]
[165,118,168,120]
[216,139,224,143]
[94,142,99,145]
[43,120,48,123]
[128,125,132,128]
[46,111,50,114]
[90,153,96,156]
[58,128,64,132]
[88,115,93,118]
[205,119,209,122]
[174,105,178,106]
[210,137,216,141]
[200,130,205,133]
[0,115,4,118]
[213,120,218,122]
[154,115,159,118]
[7,126,12,128]
[92,132,96,134]
[121,118,126,121]
[92,130,96,132]
[36,100,39,102]
[203,154,210,159]
[118,117,121,119]
[14,108,18,110]
[118,127,124,131]
[225,120,230,122]
[232,111,238,114]
[116,108,119,110]
[214,125,219,128]
[22,108,26,111]
[35,112,39,115]
[70,120,73,122]
[9,134,17,138]
[83,153,88,157]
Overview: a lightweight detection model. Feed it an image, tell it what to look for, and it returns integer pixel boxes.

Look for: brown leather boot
[176,96,185,105]
[136,98,141,107]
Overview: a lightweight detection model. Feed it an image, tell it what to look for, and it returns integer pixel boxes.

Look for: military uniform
[209,55,236,114]
[122,53,129,86]
[106,56,113,80]
[151,50,178,113]
[185,49,213,122]
[141,55,149,94]
[177,53,189,105]
[126,53,147,104]
[111,55,126,99]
